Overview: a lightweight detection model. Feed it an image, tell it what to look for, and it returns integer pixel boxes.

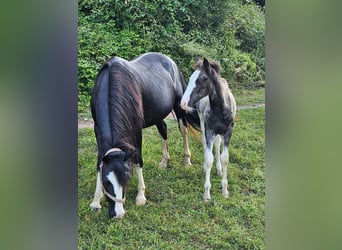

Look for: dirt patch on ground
[236,103,265,110]
[78,103,264,129]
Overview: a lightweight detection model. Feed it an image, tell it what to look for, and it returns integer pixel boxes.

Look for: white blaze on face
[107,172,125,218]
[181,70,200,111]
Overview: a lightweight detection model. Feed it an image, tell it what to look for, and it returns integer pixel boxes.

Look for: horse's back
[130,53,184,126]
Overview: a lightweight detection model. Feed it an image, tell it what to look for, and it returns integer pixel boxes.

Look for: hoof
[184,159,192,166]
[203,194,211,202]
[135,198,146,206]
[159,158,169,169]
[91,207,101,212]
[158,162,167,169]
[217,169,222,176]
[115,214,125,219]
[90,202,102,212]
[222,191,229,198]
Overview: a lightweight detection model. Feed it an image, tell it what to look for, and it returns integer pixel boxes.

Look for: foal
[181,58,236,201]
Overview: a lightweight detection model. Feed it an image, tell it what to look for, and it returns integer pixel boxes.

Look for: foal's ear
[124,149,136,162]
[203,57,210,68]
[203,58,211,74]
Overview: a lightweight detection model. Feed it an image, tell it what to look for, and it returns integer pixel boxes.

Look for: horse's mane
[108,61,144,152]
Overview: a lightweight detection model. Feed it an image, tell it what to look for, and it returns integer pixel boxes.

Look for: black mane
[108,61,144,149]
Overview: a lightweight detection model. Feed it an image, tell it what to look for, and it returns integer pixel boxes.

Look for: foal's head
[101,148,134,218]
[181,58,221,111]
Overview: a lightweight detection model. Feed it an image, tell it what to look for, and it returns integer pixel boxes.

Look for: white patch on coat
[107,172,125,218]
[181,70,200,110]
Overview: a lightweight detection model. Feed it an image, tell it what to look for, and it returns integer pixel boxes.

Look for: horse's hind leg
[221,128,233,198]
[174,105,191,166]
[156,121,170,168]
[178,118,192,166]
[214,135,222,176]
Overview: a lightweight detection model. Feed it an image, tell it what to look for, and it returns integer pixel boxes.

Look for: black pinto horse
[181,58,236,201]
[90,52,193,218]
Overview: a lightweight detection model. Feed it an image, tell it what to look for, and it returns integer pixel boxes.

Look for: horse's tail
[187,121,201,143]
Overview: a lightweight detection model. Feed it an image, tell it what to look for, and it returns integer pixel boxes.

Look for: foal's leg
[156,121,170,168]
[203,133,215,202]
[134,164,147,205]
[214,135,222,176]
[221,128,233,198]
[178,119,192,166]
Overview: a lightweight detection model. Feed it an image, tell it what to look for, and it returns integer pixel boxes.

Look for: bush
[78,0,265,111]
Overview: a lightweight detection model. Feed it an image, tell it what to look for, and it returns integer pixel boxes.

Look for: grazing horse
[90,52,193,218]
[181,58,236,201]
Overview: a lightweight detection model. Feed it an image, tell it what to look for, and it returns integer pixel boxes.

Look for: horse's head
[181,58,219,111]
[100,148,134,218]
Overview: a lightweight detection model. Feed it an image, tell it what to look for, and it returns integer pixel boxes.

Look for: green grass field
[78,107,265,249]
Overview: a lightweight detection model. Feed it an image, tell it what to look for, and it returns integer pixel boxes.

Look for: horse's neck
[209,78,229,112]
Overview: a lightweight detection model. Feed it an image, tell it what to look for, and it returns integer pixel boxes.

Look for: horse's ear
[102,151,124,163]
[124,149,136,161]
[203,58,210,74]
[102,154,110,163]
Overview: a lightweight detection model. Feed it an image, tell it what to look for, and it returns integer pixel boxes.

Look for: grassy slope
[78,107,265,249]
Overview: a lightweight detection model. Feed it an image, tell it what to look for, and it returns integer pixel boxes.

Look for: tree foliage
[78,0,265,107]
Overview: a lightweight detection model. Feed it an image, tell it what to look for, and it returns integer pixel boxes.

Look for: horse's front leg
[134,165,147,205]
[90,170,104,210]
[203,136,214,202]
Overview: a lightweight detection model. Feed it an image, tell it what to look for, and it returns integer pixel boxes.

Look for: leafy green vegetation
[78,0,265,111]
[78,107,265,249]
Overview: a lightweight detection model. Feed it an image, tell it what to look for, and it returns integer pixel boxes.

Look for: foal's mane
[108,61,144,152]
[194,59,222,74]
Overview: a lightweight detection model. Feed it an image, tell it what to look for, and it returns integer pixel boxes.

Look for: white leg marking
[179,120,192,166]
[107,172,125,218]
[135,166,146,205]
[159,139,170,169]
[214,135,222,176]
[221,145,229,198]
[203,141,214,201]
[90,172,104,210]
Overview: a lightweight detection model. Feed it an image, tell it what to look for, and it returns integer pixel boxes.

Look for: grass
[233,87,265,106]
[78,107,265,249]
